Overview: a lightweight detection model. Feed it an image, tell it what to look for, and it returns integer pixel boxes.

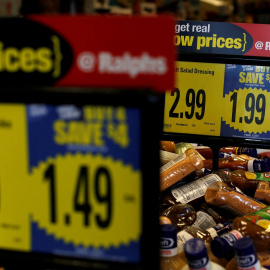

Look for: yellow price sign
[30,154,141,248]
[0,103,142,263]
[163,61,225,136]
[222,87,270,134]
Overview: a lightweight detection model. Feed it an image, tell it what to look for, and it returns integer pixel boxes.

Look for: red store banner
[1,15,175,92]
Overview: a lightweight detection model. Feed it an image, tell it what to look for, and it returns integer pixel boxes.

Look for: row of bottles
[160,223,266,270]
[159,141,270,270]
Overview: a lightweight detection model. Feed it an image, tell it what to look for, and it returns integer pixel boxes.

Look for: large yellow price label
[30,154,141,248]
[222,87,270,134]
[163,61,225,136]
[0,103,142,262]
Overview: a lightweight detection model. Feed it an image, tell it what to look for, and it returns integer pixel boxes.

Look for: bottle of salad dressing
[181,238,225,270]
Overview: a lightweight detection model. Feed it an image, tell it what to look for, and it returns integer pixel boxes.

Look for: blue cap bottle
[160,224,178,257]
[210,230,243,260]
[252,159,270,172]
[183,238,225,270]
[184,238,210,270]
[233,237,261,270]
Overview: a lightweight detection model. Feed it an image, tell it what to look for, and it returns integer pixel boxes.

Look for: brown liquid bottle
[160,173,224,213]
[177,225,213,254]
[228,169,263,197]
[204,181,266,216]
[160,140,176,153]
[197,202,227,224]
[204,155,270,173]
[194,146,213,159]
[233,217,270,252]
[219,146,258,158]
[254,181,270,204]
[160,148,204,192]
[210,217,270,261]
[161,203,197,232]
[177,222,233,253]
[160,170,234,213]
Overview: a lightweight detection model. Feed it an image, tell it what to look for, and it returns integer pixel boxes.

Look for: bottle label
[160,236,178,257]
[220,230,243,246]
[160,150,180,165]
[192,211,217,231]
[188,257,211,270]
[171,174,222,204]
[236,255,261,270]
[160,247,178,257]
[244,205,270,231]
[160,153,186,174]
[245,171,257,180]
[219,151,233,158]
[177,230,193,253]
[255,172,270,181]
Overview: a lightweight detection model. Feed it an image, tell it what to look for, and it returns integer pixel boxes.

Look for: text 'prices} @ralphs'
[163,61,225,136]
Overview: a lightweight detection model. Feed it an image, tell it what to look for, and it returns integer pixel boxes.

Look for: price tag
[221,65,270,140]
[163,61,225,136]
[0,103,142,263]
[222,88,269,133]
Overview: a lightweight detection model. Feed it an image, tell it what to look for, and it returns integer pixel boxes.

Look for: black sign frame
[0,87,162,270]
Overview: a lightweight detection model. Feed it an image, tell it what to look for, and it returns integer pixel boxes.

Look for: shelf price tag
[0,104,142,263]
[30,154,141,248]
[222,88,269,133]
[221,65,270,140]
[163,61,225,136]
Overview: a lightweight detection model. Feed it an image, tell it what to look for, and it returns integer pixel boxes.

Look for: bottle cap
[210,230,243,260]
[206,227,218,239]
[239,148,257,158]
[210,236,230,258]
[233,237,257,257]
[184,238,209,268]
[233,238,259,268]
[253,159,270,172]
[160,224,178,257]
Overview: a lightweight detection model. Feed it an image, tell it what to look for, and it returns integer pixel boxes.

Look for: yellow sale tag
[164,61,225,136]
[0,104,30,251]
[222,87,270,134]
[30,154,141,248]
[0,103,142,262]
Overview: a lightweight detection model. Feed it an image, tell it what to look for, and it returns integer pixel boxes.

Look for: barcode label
[171,174,221,204]
[160,153,186,174]
[192,211,216,231]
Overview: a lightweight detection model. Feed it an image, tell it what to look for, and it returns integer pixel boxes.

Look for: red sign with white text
[24,15,175,92]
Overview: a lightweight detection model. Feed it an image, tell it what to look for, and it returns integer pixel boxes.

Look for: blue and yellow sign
[0,103,142,262]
